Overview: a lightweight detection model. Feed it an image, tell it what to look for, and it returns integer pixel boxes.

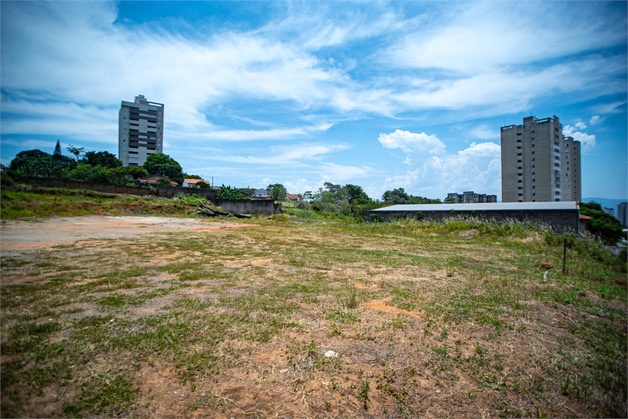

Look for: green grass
[1,194,626,418]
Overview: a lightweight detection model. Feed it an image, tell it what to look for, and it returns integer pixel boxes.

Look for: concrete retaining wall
[369,209,580,233]
[214,199,282,216]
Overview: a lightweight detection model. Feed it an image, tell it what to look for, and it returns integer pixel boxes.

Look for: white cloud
[378,130,446,165]
[284,179,316,194]
[590,101,627,116]
[377,130,501,199]
[213,143,348,165]
[564,125,596,152]
[384,2,625,74]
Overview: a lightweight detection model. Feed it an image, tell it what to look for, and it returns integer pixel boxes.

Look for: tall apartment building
[618,202,627,227]
[501,116,581,202]
[118,95,164,167]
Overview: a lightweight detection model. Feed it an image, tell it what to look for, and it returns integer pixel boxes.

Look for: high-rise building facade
[118,95,164,167]
[618,202,627,227]
[501,116,581,202]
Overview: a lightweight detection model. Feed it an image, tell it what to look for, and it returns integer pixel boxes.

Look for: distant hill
[582,197,627,213]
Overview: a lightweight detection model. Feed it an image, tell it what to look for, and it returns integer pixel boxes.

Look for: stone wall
[369,209,580,233]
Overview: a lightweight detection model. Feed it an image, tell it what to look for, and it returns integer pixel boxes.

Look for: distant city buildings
[119,95,164,167]
[501,116,581,202]
[602,206,615,217]
[618,202,627,227]
[446,191,497,203]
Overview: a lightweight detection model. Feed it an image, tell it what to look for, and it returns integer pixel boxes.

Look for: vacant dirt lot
[1,215,626,418]
[0,216,248,251]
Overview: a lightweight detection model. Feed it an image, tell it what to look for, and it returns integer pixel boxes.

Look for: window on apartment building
[518,180,522,183]
[532,151,535,154]
[555,163,560,167]
[518,186,523,190]
[533,193,536,196]
[517,146,522,149]
[532,186,535,189]
[517,139,522,143]
[532,171,535,175]
[555,192,560,196]
[531,144,534,147]
[518,159,522,163]
[518,166,522,170]
[517,153,522,156]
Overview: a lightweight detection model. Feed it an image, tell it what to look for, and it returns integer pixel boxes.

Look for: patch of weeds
[98,294,128,308]
[327,308,361,324]
[358,380,369,410]
[63,374,139,416]
[168,298,212,311]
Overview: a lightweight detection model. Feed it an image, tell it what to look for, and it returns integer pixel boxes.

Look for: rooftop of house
[184,179,209,185]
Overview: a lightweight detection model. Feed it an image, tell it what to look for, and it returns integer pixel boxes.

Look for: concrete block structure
[501,116,581,202]
[368,201,581,233]
[119,95,164,167]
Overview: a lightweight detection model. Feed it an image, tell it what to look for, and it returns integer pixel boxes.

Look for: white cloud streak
[564,125,596,152]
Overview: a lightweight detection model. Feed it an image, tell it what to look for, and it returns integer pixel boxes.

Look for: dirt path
[0,215,250,251]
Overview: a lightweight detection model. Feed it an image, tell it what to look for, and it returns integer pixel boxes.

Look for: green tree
[217,185,244,199]
[143,153,183,184]
[382,188,441,205]
[267,183,287,201]
[193,181,210,189]
[382,188,411,204]
[238,187,256,197]
[156,177,174,186]
[53,140,62,157]
[114,166,148,180]
[83,151,122,169]
[66,144,85,161]
[65,164,113,183]
[9,149,76,178]
[581,202,625,245]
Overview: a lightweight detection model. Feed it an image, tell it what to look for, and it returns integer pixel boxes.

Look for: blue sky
[1,1,626,201]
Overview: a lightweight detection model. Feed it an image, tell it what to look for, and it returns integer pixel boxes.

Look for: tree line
[7,142,623,244]
[8,141,187,187]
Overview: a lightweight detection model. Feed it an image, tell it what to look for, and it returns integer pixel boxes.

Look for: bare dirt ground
[0,216,249,251]
[1,215,625,418]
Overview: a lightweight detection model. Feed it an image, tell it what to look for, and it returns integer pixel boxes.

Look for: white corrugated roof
[371,201,579,212]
